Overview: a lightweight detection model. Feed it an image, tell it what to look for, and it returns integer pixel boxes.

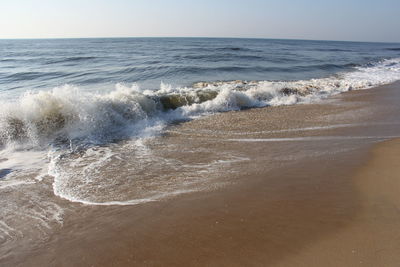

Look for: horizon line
[0,36,399,44]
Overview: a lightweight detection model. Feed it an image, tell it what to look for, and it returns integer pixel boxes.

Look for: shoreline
[5,82,400,266]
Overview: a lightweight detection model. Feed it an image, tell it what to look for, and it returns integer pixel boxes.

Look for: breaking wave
[0,58,399,149]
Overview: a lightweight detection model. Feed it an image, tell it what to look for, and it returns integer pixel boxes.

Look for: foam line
[227,135,400,142]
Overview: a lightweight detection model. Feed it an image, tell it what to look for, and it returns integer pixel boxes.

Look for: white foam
[0,182,64,247]
[0,221,22,241]
[167,122,400,137]
[0,180,36,189]
[173,58,400,117]
[47,137,249,206]
[0,148,48,190]
[1,58,399,150]
[0,84,160,148]
[0,146,64,244]
[227,135,400,142]
[0,148,47,171]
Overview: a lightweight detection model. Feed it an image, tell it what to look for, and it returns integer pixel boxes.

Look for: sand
[5,82,400,266]
[273,138,400,267]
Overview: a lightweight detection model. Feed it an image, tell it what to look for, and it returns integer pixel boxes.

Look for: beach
[2,81,399,266]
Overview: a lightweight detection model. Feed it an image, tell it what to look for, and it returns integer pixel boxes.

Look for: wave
[45,56,97,65]
[0,59,16,62]
[4,71,68,82]
[0,84,159,148]
[174,54,265,61]
[1,58,399,149]
[215,47,260,52]
[315,48,353,52]
[141,63,355,76]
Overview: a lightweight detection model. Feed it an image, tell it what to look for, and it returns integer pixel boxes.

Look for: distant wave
[0,59,16,62]
[174,54,265,61]
[45,56,97,65]
[315,48,353,52]
[4,71,68,81]
[115,63,357,77]
[216,47,249,51]
[167,46,262,53]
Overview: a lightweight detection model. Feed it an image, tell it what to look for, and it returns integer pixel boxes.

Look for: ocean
[1,37,400,258]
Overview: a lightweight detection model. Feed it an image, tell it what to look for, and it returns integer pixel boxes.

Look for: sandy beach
[1,1,400,266]
[4,82,400,266]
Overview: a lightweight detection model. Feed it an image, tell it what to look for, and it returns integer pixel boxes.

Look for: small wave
[216,47,242,51]
[0,59,16,62]
[215,47,258,52]
[175,54,265,61]
[386,48,400,51]
[64,56,96,61]
[4,71,67,82]
[292,63,348,72]
[170,64,352,75]
[45,56,97,65]
[315,48,353,52]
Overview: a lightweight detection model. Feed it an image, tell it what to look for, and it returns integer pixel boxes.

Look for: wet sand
[6,82,400,266]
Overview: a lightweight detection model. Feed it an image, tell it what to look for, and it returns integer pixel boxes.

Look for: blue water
[1,38,399,96]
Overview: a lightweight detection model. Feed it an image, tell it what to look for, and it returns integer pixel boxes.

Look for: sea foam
[0,58,399,150]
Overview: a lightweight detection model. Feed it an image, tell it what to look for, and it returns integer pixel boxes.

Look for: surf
[1,58,399,151]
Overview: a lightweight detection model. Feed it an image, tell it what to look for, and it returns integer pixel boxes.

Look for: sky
[0,0,399,42]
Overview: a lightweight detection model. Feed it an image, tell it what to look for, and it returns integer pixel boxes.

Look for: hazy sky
[1,0,399,42]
